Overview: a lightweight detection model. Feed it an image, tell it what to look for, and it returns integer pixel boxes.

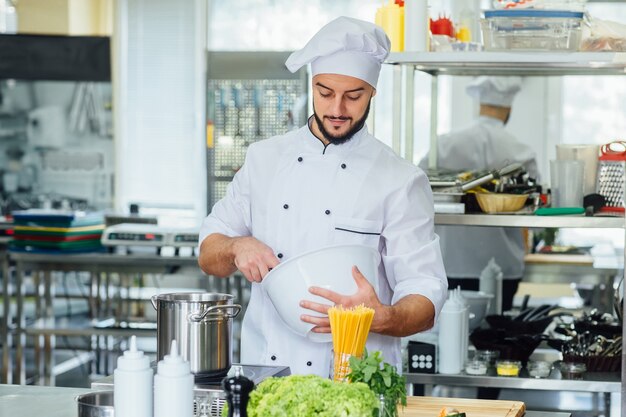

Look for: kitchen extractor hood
[0,33,110,81]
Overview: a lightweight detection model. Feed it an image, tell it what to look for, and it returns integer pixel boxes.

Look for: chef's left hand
[299,265,384,334]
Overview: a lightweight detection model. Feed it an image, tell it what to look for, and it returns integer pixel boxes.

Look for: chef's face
[311,74,375,145]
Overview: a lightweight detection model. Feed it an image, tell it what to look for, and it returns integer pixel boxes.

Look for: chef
[420,76,539,311]
[198,16,447,376]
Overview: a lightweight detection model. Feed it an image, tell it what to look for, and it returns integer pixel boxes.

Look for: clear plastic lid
[484,9,584,19]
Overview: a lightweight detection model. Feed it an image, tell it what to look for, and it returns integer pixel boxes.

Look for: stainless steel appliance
[151,292,241,376]
[93,364,291,417]
[101,224,200,256]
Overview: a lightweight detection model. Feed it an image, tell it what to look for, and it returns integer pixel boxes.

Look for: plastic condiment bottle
[479,257,503,315]
[437,289,468,374]
[222,367,255,417]
[114,335,153,417]
[154,340,194,417]
[456,288,469,366]
[375,0,404,52]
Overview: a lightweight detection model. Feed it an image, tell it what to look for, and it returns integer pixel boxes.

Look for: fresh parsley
[347,349,407,417]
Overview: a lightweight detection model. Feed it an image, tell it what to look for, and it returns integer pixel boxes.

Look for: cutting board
[399,396,525,417]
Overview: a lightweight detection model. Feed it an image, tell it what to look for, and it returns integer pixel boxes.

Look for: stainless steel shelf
[25,317,156,337]
[386,52,626,76]
[435,213,625,228]
[9,252,199,268]
[406,372,621,393]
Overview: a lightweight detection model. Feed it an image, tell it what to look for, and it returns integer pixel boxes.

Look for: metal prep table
[406,371,619,416]
[2,251,246,385]
[0,383,571,417]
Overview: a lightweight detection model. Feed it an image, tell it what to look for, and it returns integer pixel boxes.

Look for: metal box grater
[597,141,626,213]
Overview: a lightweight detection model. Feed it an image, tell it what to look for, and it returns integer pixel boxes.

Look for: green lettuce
[222,374,379,417]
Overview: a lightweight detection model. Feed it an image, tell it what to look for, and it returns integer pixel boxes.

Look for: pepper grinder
[222,367,255,417]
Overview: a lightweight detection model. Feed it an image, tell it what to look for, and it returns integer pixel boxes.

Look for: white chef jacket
[421,116,539,279]
[200,121,447,376]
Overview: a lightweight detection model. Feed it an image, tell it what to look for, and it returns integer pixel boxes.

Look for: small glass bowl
[559,362,586,380]
[475,349,500,366]
[465,359,488,375]
[496,360,521,377]
[527,360,552,378]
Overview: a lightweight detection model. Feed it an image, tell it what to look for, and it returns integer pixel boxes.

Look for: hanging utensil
[432,163,524,202]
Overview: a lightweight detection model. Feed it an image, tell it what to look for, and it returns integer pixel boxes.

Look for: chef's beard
[313,101,371,145]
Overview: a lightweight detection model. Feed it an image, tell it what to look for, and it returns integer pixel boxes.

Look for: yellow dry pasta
[328,304,375,381]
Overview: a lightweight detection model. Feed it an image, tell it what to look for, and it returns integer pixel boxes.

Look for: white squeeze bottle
[455,288,470,367]
[114,335,153,417]
[154,340,194,417]
[437,290,466,374]
[479,258,503,315]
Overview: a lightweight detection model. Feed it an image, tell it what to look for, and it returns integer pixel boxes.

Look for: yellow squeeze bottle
[376,0,404,52]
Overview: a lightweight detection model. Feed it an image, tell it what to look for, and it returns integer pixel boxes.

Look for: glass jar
[377,394,399,417]
[496,360,521,377]
[559,362,586,380]
[527,360,552,378]
[329,350,356,382]
[475,350,500,367]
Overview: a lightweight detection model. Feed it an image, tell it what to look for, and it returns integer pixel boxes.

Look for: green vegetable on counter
[222,374,379,417]
[347,350,407,417]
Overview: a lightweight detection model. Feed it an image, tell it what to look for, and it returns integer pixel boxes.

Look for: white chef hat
[466,76,523,107]
[285,16,390,88]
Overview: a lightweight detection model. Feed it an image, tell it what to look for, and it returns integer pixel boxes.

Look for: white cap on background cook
[466,76,523,107]
[285,16,390,88]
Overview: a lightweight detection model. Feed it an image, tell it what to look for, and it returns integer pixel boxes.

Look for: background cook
[420,76,540,311]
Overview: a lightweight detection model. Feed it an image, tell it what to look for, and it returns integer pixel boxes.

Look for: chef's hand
[232,236,280,283]
[299,265,384,334]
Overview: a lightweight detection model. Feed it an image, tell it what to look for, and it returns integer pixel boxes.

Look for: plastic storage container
[475,349,500,367]
[496,360,522,377]
[465,359,488,375]
[527,360,552,378]
[481,9,584,51]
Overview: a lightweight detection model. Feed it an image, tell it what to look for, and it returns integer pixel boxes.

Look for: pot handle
[151,295,158,310]
[189,304,242,322]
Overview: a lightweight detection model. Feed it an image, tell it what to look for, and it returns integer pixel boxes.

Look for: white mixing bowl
[461,290,494,330]
[262,244,380,343]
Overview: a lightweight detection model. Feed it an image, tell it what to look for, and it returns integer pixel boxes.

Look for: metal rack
[206,51,308,208]
[385,52,626,167]
[384,52,626,417]
[1,252,248,386]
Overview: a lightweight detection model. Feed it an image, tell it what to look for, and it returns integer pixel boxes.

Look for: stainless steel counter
[405,371,621,393]
[0,383,570,417]
[0,384,94,417]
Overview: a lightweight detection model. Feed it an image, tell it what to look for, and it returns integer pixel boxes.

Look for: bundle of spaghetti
[329,304,375,381]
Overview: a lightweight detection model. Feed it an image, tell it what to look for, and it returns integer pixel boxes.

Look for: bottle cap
[117,335,150,371]
[157,340,191,377]
[441,288,465,313]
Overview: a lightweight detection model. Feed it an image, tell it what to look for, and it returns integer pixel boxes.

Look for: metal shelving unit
[435,213,624,228]
[2,252,247,385]
[384,52,626,167]
[386,52,626,76]
[384,52,626,417]
[405,372,621,393]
